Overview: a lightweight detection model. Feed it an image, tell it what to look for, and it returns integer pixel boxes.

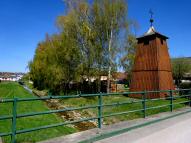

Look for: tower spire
[149,9,154,27]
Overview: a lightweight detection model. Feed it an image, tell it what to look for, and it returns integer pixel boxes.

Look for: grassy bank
[13,79,190,139]
[60,93,189,125]
[0,82,76,143]
[23,79,189,125]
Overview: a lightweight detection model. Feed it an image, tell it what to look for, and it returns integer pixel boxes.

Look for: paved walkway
[96,111,191,143]
[39,108,191,143]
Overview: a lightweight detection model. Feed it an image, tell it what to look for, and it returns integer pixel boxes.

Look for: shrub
[179,82,191,95]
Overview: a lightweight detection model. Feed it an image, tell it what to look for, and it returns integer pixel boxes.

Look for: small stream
[23,85,33,93]
[21,83,96,131]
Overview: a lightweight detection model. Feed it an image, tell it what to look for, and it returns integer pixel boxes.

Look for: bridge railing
[0,89,191,143]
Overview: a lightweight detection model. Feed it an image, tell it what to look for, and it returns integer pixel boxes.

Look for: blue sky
[0,0,190,72]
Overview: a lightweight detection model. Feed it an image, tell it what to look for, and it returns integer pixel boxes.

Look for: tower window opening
[161,39,163,45]
[144,40,149,45]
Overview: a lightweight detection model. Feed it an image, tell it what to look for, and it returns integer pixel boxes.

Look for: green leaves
[172,58,191,87]
[29,0,132,94]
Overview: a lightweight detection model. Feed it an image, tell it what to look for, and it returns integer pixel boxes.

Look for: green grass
[60,93,189,125]
[0,82,76,143]
[22,80,190,126]
[4,80,189,142]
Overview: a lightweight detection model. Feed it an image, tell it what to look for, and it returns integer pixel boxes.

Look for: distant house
[82,72,128,82]
[92,72,128,82]
[110,72,128,93]
[112,72,128,83]
[0,72,24,82]
[182,73,191,83]
[94,72,128,93]
[172,57,191,83]
[79,72,128,93]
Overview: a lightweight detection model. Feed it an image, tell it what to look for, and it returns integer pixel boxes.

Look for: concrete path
[39,108,191,143]
[96,110,191,143]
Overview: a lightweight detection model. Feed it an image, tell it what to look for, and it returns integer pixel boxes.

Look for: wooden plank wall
[130,36,174,98]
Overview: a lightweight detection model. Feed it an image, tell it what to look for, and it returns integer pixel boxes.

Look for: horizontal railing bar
[10,98,190,119]
[6,97,190,120]
[104,90,169,96]
[0,89,190,102]
[173,94,191,99]
[17,95,81,102]
[102,100,143,108]
[0,115,12,120]
[173,101,190,105]
[49,89,191,97]
[145,97,167,102]
[0,98,14,103]
[0,94,85,103]
[17,96,51,101]
[17,105,98,118]
[108,89,190,95]
[16,117,98,134]
[102,109,143,118]
[4,98,190,120]
[145,96,190,101]
[0,132,12,137]
[146,104,171,110]
[175,89,191,91]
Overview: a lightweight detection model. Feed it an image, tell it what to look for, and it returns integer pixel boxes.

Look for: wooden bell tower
[130,12,174,98]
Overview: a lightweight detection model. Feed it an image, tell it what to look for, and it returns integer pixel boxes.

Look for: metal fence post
[48,90,52,97]
[98,93,103,128]
[189,91,191,107]
[11,98,17,143]
[170,90,173,112]
[142,91,146,118]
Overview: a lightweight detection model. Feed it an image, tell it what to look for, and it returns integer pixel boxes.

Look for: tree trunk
[107,26,113,93]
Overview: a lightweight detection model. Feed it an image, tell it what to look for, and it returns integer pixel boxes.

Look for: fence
[0,89,191,143]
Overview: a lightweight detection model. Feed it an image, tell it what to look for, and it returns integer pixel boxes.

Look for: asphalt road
[96,112,191,143]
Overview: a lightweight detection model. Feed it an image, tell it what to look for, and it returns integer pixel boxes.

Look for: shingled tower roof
[137,26,168,40]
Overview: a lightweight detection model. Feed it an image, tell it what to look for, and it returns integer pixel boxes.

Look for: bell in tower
[130,12,174,98]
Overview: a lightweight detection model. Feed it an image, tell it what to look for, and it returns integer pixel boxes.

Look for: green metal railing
[0,89,191,143]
